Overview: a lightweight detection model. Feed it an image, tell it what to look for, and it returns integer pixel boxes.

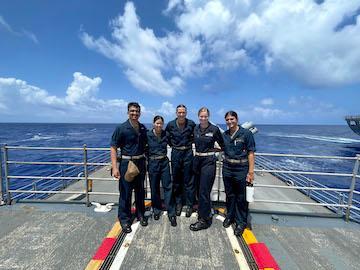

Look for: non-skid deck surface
[252,213,360,270]
[119,215,240,270]
[0,203,115,270]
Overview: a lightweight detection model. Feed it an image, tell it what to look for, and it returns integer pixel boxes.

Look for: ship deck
[1,166,359,270]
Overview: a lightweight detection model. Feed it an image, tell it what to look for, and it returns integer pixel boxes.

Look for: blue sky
[0,0,359,124]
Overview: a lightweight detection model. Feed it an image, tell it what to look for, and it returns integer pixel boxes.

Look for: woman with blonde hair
[190,107,224,231]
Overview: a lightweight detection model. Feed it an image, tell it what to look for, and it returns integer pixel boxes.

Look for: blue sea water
[0,123,360,198]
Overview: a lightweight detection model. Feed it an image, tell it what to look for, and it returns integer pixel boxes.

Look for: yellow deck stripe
[145,201,151,207]
[243,228,258,245]
[106,221,122,238]
[84,259,103,270]
[216,207,226,214]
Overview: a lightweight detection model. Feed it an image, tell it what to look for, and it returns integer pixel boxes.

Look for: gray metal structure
[345,115,360,136]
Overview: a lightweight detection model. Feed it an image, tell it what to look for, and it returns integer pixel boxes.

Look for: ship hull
[345,116,360,136]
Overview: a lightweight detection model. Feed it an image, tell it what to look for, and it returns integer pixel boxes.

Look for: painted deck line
[106,221,121,238]
[84,260,103,270]
[249,243,280,270]
[215,207,279,269]
[243,228,258,245]
[64,192,84,201]
[85,221,122,270]
[109,222,140,270]
[216,215,250,270]
[93,238,117,260]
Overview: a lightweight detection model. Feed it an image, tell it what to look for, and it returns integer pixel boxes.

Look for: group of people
[110,102,255,237]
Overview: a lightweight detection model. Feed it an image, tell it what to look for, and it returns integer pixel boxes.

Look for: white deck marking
[109,222,140,270]
[64,193,83,201]
[216,215,251,270]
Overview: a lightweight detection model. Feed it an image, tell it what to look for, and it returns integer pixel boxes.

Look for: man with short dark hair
[165,104,196,217]
[110,102,148,233]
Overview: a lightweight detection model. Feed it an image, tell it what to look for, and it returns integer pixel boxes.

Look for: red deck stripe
[249,243,280,270]
[92,238,116,260]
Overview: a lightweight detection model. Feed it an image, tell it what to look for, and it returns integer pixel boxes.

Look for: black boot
[189,219,210,231]
[176,204,182,216]
[139,216,148,227]
[169,216,177,227]
[234,224,246,236]
[123,224,132,234]
[185,207,193,217]
[223,218,232,228]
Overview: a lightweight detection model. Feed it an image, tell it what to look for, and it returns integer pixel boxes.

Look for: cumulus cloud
[0,15,39,44]
[84,0,360,96]
[80,2,185,97]
[158,101,176,116]
[175,0,360,87]
[0,73,130,122]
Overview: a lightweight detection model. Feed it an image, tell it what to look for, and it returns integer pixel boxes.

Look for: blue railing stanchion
[345,154,360,221]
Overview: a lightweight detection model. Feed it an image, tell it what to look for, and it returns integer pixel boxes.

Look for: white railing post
[345,154,360,221]
[83,144,90,207]
[0,146,4,205]
[337,193,344,215]
[3,145,11,204]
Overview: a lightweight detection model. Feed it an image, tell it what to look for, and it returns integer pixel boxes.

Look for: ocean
[0,123,360,199]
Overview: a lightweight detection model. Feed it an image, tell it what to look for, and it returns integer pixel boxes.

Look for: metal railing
[254,154,360,221]
[1,145,359,222]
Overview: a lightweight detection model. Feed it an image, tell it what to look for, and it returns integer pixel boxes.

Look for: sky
[0,0,359,124]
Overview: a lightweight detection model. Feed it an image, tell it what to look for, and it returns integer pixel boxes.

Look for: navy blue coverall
[165,118,196,208]
[222,126,256,227]
[193,123,224,221]
[146,129,175,217]
[110,120,147,227]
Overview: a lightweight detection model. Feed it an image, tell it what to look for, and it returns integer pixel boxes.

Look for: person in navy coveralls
[190,107,224,231]
[165,104,196,217]
[222,111,256,236]
[147,115,177,226]
[110,102,148,234]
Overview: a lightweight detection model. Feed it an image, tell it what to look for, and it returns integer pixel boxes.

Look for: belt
[149,155,167,160]
[173,146,191,150]
[225,158,248,164]
[121,154,145,160]
[195,151,216,157]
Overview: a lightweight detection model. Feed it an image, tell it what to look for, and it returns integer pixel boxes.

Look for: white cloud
[81,2,184,97]
[65,72,102,105]
[0,15,39,44]
[0,73,130,122]
[253,106,283,118]
[164,0,183,14]
[158,101,176,116]
[22,30,39,44]
[0,15,14,33]
[261,98,274,106]
[81,0,360,97]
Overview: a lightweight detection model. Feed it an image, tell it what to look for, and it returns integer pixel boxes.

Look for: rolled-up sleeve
[246,131,256,152]
[110,126,122,148]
